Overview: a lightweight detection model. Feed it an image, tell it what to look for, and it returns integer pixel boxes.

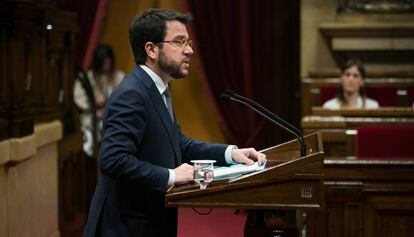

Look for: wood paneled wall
[0,0,77,141]
[306,159,414,237]
[0,1,97,235]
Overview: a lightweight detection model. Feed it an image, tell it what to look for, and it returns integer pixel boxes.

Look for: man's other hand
[231,147,266,166]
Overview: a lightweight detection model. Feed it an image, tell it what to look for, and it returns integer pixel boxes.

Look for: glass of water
[191,160,216,190]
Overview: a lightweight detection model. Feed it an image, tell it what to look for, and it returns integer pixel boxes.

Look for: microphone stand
[221,92,306,157]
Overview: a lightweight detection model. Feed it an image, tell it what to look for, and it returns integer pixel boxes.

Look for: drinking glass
[191,160,216,190]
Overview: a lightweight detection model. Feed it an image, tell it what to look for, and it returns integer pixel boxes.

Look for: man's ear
[144,42,158,62]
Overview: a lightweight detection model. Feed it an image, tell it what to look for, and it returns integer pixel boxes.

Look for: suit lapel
[149,87,181,163]
[172,118,181,165]
[133,67,181,165]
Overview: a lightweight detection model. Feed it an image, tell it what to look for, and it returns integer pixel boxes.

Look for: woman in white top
[73,44,125,156]
[323,59,379,109]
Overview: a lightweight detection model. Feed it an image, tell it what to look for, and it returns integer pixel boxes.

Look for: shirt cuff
[167,169,175,188]
[225,145,238,165]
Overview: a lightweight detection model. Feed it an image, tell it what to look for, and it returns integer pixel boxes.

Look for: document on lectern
[213,161,266,180]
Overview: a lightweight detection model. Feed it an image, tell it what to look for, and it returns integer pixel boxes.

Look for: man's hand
[174,163,194,185]
[231,147,266,166]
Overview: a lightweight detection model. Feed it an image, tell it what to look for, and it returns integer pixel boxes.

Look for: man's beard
[158,50,188,79]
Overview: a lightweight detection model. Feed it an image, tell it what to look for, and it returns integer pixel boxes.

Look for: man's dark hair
[129,8,192,65]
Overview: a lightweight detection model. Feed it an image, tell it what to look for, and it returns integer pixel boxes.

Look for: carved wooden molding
[0,120,62,166]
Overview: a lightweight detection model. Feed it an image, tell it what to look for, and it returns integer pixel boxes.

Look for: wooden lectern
[166,132,325,236]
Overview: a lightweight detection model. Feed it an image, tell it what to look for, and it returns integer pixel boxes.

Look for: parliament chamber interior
[1,0,414,237]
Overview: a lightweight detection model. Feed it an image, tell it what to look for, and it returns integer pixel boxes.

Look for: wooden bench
[301,110,414,157]
[306,158,414,237]
[302,75,414,116]
[311,106,414,117]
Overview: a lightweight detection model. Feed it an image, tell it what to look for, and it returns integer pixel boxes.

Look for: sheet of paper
[213,161,266,180]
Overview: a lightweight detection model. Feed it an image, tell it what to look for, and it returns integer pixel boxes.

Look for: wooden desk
[311,106,414,117]
[166,133,324,210]
[301,115,414,157]
[166,133,325,236]
[306,158,414,237]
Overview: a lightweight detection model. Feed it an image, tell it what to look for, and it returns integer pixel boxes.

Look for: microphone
[224,89,304,141]
[220,90,306,157]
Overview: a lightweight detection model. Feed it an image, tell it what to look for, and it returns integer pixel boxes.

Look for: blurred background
[1,0,414,236]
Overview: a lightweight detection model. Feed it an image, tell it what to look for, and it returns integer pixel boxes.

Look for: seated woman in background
[323,59,379,109]
[73,44,125,157]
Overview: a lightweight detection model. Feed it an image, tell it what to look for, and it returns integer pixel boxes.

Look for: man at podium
[82,8,266,237]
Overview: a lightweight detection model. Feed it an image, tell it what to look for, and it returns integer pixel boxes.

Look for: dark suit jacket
[83,66,228,237]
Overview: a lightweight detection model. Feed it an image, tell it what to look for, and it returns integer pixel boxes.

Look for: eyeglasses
[157,38,193,51]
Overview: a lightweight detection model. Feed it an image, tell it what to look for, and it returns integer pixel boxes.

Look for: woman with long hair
[73,44,125,157]
[323,59,379,109]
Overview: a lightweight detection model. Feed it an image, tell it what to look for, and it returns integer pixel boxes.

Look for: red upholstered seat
[356,125,414,158]
[365,87,397,106]
[319,87,338,105]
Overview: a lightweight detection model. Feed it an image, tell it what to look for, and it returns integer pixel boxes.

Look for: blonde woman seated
[323,59,379,109]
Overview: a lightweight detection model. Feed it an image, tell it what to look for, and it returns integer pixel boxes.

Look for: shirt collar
[139,64,168,94]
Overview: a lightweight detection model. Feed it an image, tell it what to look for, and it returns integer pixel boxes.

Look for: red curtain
[186,0,300,149]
